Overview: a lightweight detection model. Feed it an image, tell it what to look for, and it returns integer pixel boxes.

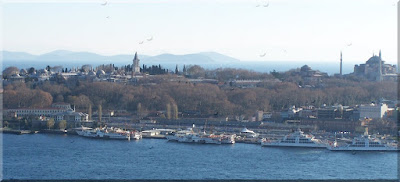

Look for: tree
[88,104,92,120]
[137,103,142,118]
[98,104,102,123]
[172,104,179,119]
[47,118,55,129]
[58,120,67,130]
[55,95,64,103]
[187,65,205,78]
[166,103,171,119]
[3,67,19,78]
[81,64,92,72]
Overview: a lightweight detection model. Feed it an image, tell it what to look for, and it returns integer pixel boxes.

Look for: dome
[88,71,96,76]
[20,69,28,75]
[96,69,105,75]
[300,65,311,72]
[366,56,382,65]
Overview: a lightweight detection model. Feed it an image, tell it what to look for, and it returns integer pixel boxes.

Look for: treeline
[3,78,396,118]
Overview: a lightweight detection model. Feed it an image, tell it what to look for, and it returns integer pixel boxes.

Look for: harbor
[3,122,398,152]
[3,132,398,180]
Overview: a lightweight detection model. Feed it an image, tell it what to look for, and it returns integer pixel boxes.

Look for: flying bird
[101,1,107,6]
[106,16,110,19]
[259,52,267,57]
[139,41,144,44]
[147,36,153,41]
[347,43,352,46]
[263,2,269,7]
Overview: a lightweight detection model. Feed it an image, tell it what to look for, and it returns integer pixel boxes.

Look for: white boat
[220,134,236,144]
[166,129,193,142]
[130,131,142,140]
[327,135,398,151]
[261,128,326,148]
[77,128,131,140]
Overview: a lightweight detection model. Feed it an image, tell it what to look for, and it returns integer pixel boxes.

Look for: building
[4,102,89,122]
[132,52,140,74]
[359,103,389,119]
[52,111,89,122]
[353,50,397,81]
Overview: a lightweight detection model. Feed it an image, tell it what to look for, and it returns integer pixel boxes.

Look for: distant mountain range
[1,50,240,67]
[1,50,363,75]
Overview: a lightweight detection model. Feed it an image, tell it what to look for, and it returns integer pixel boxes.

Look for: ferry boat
[327,135,398,151]
[130,131,142,140]
[220,134,236,144]
[167,129,235,145]
[166,129,193,142]
[76,128,131,140]
[261,128,326,148]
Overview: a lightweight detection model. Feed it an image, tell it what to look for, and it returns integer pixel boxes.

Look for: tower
[378,52,382,82]
[379,49,381,59]
[183,65,187,75]
[132,52,140,74]
[175,64,179,74]
[340,51,343,76]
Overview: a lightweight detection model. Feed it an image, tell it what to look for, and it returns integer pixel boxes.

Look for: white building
[359,103,389,119]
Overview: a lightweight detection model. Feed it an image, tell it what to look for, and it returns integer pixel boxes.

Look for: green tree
[58,120,67,130]
[47,118,55,129]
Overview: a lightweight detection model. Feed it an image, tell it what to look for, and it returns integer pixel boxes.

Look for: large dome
[366,56,382,65]
[300,65,311,72]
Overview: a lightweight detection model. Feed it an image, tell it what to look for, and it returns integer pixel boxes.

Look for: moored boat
[76,128,131,140]
[261,128,326,148]
[327,135,398,151]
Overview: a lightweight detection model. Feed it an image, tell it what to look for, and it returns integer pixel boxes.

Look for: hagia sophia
[351,50,397,81]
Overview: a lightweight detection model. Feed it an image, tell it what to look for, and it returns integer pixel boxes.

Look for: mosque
[352,50,397,81]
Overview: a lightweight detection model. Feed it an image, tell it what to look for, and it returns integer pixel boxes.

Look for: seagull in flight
[106,16,110,19]
[101,1,108,6]
[259,52,267,57]
[263,1,269,7]
[139,41,144,44]
[147,36,153,41]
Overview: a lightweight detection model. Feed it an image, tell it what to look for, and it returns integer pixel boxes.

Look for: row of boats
[166,127,398,151]
[75,126,398,152]
[260,128,398,151]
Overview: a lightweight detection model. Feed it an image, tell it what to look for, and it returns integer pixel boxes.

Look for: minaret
[132,52,140,74]
[379,51,382,82]
[340,51,343,76]
[379,49,381,59]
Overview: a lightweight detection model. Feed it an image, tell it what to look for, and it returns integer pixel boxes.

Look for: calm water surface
[3,133,398,180]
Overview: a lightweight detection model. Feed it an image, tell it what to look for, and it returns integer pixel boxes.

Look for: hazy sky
[1,0,398,64]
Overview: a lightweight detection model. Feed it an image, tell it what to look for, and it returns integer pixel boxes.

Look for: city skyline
[2,0,398,64]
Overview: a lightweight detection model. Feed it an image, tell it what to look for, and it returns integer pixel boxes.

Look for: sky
[1,0,398,64]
